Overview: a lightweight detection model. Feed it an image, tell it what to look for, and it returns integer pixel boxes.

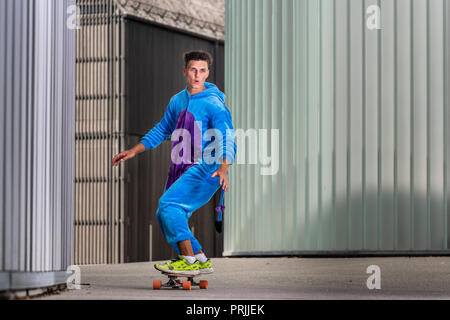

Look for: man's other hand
[211,166,229,191]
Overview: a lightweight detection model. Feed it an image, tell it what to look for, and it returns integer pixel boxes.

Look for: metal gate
[75,0,125,264]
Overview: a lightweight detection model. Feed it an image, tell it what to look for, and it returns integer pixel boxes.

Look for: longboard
[153,270,208,290]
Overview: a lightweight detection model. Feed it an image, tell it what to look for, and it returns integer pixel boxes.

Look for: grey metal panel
[0,0,5,272]
[0,273,9,291]
[225,0,450,254]
[428,0,446,250]
[0,0,75,291]
[396,0,413,250]
[0,271,70,291]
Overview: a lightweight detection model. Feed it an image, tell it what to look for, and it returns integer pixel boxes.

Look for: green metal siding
[224,0,450,254]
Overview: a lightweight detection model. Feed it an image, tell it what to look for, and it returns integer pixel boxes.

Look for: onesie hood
[184,82,226,104]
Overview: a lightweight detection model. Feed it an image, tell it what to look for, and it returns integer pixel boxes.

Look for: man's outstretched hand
[111,150,136,167]
[211,160,230,191]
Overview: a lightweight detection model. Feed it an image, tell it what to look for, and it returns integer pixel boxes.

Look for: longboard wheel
[153,280,162,290]
[199,280,208,289]
[182,281,191,290]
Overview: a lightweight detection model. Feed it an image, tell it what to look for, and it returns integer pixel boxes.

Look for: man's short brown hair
[183,50,213,69]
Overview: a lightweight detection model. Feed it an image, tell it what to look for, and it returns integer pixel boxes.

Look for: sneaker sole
[199,267,214,274]
[154,264,200,275]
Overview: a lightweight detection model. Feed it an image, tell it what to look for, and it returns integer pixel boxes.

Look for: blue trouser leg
[156,163,222,255]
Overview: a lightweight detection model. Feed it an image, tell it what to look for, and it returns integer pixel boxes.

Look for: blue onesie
[140,82,237,255]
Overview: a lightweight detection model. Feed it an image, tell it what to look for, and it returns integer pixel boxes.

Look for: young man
[111,50,236,275]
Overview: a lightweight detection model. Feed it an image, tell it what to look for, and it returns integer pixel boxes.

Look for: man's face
[183,60,209,90]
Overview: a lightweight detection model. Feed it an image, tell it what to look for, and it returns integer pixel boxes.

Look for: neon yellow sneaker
[198,259,214,274]
[154,255,200,275]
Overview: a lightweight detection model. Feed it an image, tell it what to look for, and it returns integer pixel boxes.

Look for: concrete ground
[34,257,450,300]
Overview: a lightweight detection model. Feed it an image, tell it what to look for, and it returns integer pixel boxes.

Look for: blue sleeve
[140,98,177,150]
[210,105,237,165]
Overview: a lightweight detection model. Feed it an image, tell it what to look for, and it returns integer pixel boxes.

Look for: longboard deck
[160,272,201,278]
[153,271,209,290]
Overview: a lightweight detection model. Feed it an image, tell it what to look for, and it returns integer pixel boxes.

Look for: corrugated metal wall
[0,0,75,291]
[75,0,125,264]
[224,0,450,255]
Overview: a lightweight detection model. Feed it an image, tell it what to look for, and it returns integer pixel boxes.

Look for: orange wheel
[153,280,162,290]
[199,280,208,289]
[182,281,191,290]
